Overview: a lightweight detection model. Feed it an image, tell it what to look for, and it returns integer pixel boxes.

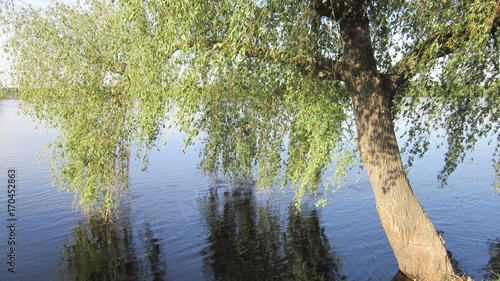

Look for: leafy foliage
[1,0,499,219]
[2,0,172,220]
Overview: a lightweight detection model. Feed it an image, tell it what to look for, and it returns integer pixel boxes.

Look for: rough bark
[330,0,458,279]
[348,77,456,280]
[306,0,500,278]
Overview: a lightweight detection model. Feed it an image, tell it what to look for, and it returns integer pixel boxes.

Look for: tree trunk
[330,1,458,278]
[347,74,456,280]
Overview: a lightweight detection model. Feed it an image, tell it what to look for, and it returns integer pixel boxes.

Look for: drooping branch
[388,30,462,81]
[388,0,500,89]
[164,39,219,59]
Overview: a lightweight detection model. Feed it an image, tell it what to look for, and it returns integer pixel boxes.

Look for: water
[0,99,499,280]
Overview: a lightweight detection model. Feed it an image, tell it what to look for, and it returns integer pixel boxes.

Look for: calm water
[0,99,499,280]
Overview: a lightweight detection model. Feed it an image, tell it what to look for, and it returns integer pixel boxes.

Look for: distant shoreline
[0,88,20,99]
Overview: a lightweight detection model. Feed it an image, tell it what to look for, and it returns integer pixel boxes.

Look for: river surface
[0,99,499,280]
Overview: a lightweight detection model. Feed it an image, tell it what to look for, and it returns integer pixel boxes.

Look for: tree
[2,0,499,279]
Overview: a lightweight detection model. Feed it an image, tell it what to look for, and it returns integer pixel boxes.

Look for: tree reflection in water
[199,183,346,281]
[56,216,167,281]
[485,239,500,280]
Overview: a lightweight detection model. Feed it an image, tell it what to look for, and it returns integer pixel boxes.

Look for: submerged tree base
[391,270,474,281]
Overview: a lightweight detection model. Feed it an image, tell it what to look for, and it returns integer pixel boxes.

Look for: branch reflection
[200,183,346,281]
[56,215,167,281]
[485,239,500,280]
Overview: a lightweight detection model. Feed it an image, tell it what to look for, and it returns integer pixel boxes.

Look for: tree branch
[164,38,347,82]
[309,0,333,18]
[388,0,500,89]
[388,30,458,81]
[309,57,345,80]
[490,0,500,33]
[245,47,345,81]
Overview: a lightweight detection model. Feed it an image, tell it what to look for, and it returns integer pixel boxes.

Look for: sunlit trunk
[347,74,456,280]
[333,0,458,277]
